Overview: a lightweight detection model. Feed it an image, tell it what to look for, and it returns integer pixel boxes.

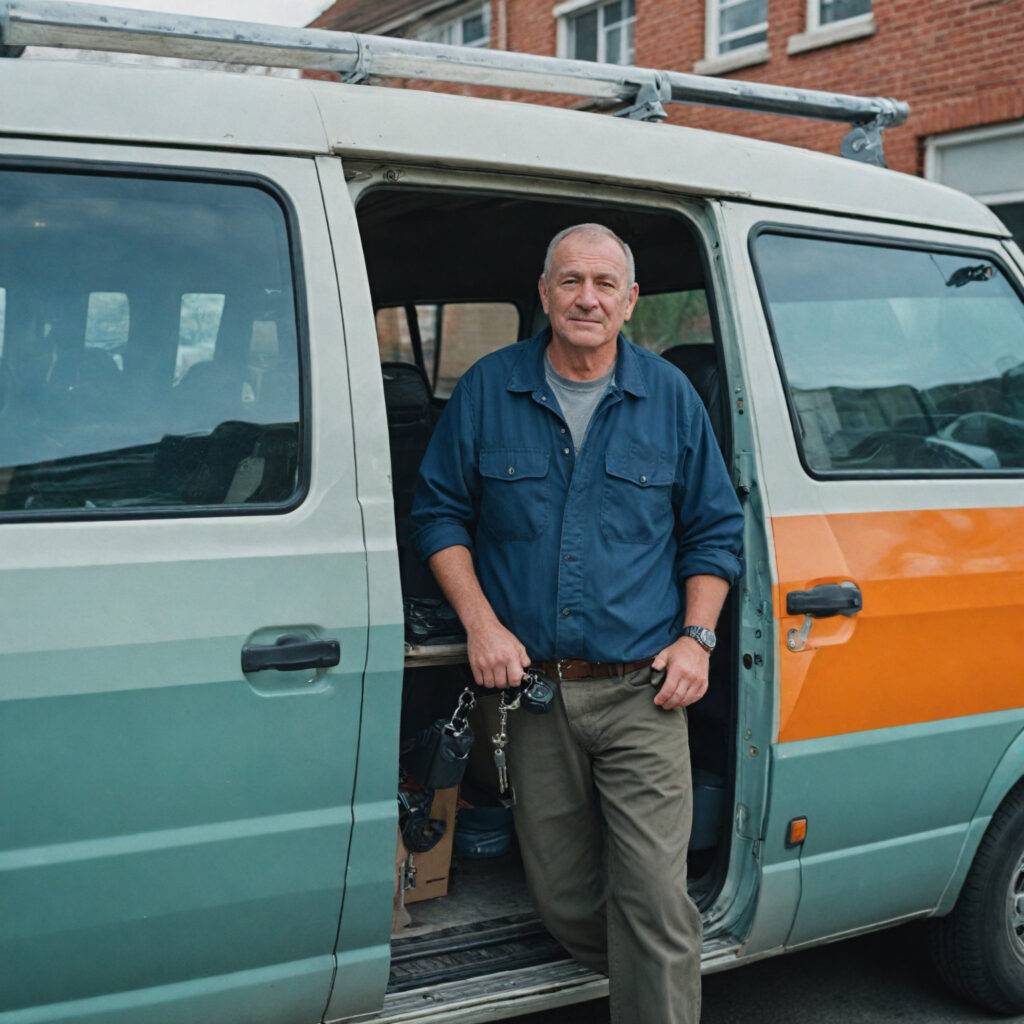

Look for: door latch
[785,581,862,651]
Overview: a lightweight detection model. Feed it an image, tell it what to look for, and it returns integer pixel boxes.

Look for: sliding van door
[722,199,1024,947]
[0,146,367,1023]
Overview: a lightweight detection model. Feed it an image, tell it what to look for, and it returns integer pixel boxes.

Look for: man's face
[539,233,640,352]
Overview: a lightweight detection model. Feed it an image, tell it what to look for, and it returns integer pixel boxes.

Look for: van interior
[357,187,738,992]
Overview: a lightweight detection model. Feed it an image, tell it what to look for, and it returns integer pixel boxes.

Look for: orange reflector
[786,817,808,848]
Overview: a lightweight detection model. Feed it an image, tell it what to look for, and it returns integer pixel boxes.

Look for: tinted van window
[0,170,301,514]
[754,232,1024,474]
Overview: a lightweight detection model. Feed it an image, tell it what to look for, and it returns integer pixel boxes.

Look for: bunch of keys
[490,688,520,804]
[489,669,556,805]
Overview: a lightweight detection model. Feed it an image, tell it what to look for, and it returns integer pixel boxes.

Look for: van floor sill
[388,913,564,993]
[366,937,741,1024]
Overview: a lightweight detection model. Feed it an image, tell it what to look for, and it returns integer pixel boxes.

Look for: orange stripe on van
[772,507,1024,744]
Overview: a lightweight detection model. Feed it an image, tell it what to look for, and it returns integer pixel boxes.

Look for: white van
[2,4,1024,1023]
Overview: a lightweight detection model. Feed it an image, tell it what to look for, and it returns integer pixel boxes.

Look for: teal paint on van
[1,547,369,1022]
[326,614,405,1022]
[773,708,1024,947]
[934,723,1024,915]
[0,957,332,1024]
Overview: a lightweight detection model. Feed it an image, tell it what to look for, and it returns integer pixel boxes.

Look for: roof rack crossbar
[0,0,909,166]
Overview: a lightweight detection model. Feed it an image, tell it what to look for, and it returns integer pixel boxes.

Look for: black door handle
[786,583,863,618]
[241,634,341,674]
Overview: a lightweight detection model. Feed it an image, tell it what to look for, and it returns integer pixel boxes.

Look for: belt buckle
[556,658,568,681]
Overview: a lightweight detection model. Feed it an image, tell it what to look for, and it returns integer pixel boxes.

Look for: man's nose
[575,281,599,309]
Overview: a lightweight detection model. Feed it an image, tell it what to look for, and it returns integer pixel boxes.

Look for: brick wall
[310,0,1024,175]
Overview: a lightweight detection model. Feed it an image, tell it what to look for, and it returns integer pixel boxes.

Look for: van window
[753,232,1024,474]
[84,292,129,370]
[629,289,712,353]
[375,301,519,397]
[0,170,302,515]
[176,292,227,383]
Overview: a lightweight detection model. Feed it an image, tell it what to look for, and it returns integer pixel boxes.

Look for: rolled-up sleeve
[411,377,480,563]
[674,399,745,585]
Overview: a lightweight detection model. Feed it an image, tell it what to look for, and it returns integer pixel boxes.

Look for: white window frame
[415,1,491,47]
[807,0,873,32]
[788,0,874,55]
[924,121,1024,207]
[706,0,768,58]
[554,0,636,66]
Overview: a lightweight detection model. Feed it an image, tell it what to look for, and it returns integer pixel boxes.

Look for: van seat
[381,361,445,605]
[661,344,724,451]
[381,361,435,518]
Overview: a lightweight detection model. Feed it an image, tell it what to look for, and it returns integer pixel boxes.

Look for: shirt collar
[506,327,649,398]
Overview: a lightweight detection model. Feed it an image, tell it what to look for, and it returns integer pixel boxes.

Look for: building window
[788,0,873,54]
[925,122,1024,251]
[814,0,871,28]
[558,0,635,66]
[707,0,767,57]
[416,2,491,47]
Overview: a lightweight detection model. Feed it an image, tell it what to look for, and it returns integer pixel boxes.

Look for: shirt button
[560,427,566,434]
[563,554,575,562]
[639,474,647,483]
[507,466,515,475]
[540,395,547,402]
[563,447,570,456]
[561,607,572,617]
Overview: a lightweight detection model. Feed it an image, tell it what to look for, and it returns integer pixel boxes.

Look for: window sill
[693,43,770,77]
[787,14,875,55]
[552,0,596,17]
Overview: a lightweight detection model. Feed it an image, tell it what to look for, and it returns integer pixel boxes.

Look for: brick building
[311,0,1024,244]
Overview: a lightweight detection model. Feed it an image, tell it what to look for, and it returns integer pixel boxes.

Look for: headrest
[381,361,432,422]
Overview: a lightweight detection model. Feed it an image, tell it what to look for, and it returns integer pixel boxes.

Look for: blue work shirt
[411,329,745,663]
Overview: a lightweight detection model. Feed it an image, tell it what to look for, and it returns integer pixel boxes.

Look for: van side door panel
[0,144,367,1023]
[721,200,1024,946]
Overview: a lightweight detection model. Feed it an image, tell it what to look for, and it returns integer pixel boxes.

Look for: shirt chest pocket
[600,444,675,544]
[478,448,551,542]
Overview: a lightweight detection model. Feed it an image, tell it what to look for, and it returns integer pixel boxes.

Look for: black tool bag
[405,686,476,790]
[408,719,474,791]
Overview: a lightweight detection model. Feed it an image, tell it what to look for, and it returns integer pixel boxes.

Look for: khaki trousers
[508,665,703,1024]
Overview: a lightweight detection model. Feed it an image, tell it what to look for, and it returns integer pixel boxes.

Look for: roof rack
[0,0,909,167]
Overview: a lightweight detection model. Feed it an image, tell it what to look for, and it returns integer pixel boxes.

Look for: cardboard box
[392,829,411,933]
[404,786,459,904]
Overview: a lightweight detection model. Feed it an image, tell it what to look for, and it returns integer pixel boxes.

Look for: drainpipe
[496,0,507,50]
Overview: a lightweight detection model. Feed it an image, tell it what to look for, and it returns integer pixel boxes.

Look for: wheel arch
[935,725,1024,916]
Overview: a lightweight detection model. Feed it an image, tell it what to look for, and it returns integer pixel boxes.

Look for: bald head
[543,223,635,286]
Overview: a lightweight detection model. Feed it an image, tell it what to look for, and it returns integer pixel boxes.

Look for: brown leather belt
[535,657,655,681]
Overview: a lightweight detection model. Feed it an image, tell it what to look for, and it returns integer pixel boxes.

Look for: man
[411,223,744,1024]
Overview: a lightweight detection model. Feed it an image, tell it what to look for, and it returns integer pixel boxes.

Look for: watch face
[685,626,716,650]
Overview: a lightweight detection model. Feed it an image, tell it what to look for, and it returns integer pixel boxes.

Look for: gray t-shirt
[544,351,615,454]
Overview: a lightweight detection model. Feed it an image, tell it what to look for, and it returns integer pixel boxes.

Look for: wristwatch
[681,625,716,653]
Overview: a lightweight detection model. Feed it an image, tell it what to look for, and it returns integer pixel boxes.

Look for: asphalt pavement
[511,923,1024,1023]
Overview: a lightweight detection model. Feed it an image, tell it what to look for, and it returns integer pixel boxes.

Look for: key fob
[521,671,555,715]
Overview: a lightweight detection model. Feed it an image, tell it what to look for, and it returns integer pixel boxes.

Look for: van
[1,4,1023,1023]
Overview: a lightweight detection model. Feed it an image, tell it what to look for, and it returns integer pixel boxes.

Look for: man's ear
[623,281,640,322]
[538,274,550,315]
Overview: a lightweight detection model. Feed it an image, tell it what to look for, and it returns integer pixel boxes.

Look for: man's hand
[651,636,710,710]
[428,546,530,688]
[467,617,531,689]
